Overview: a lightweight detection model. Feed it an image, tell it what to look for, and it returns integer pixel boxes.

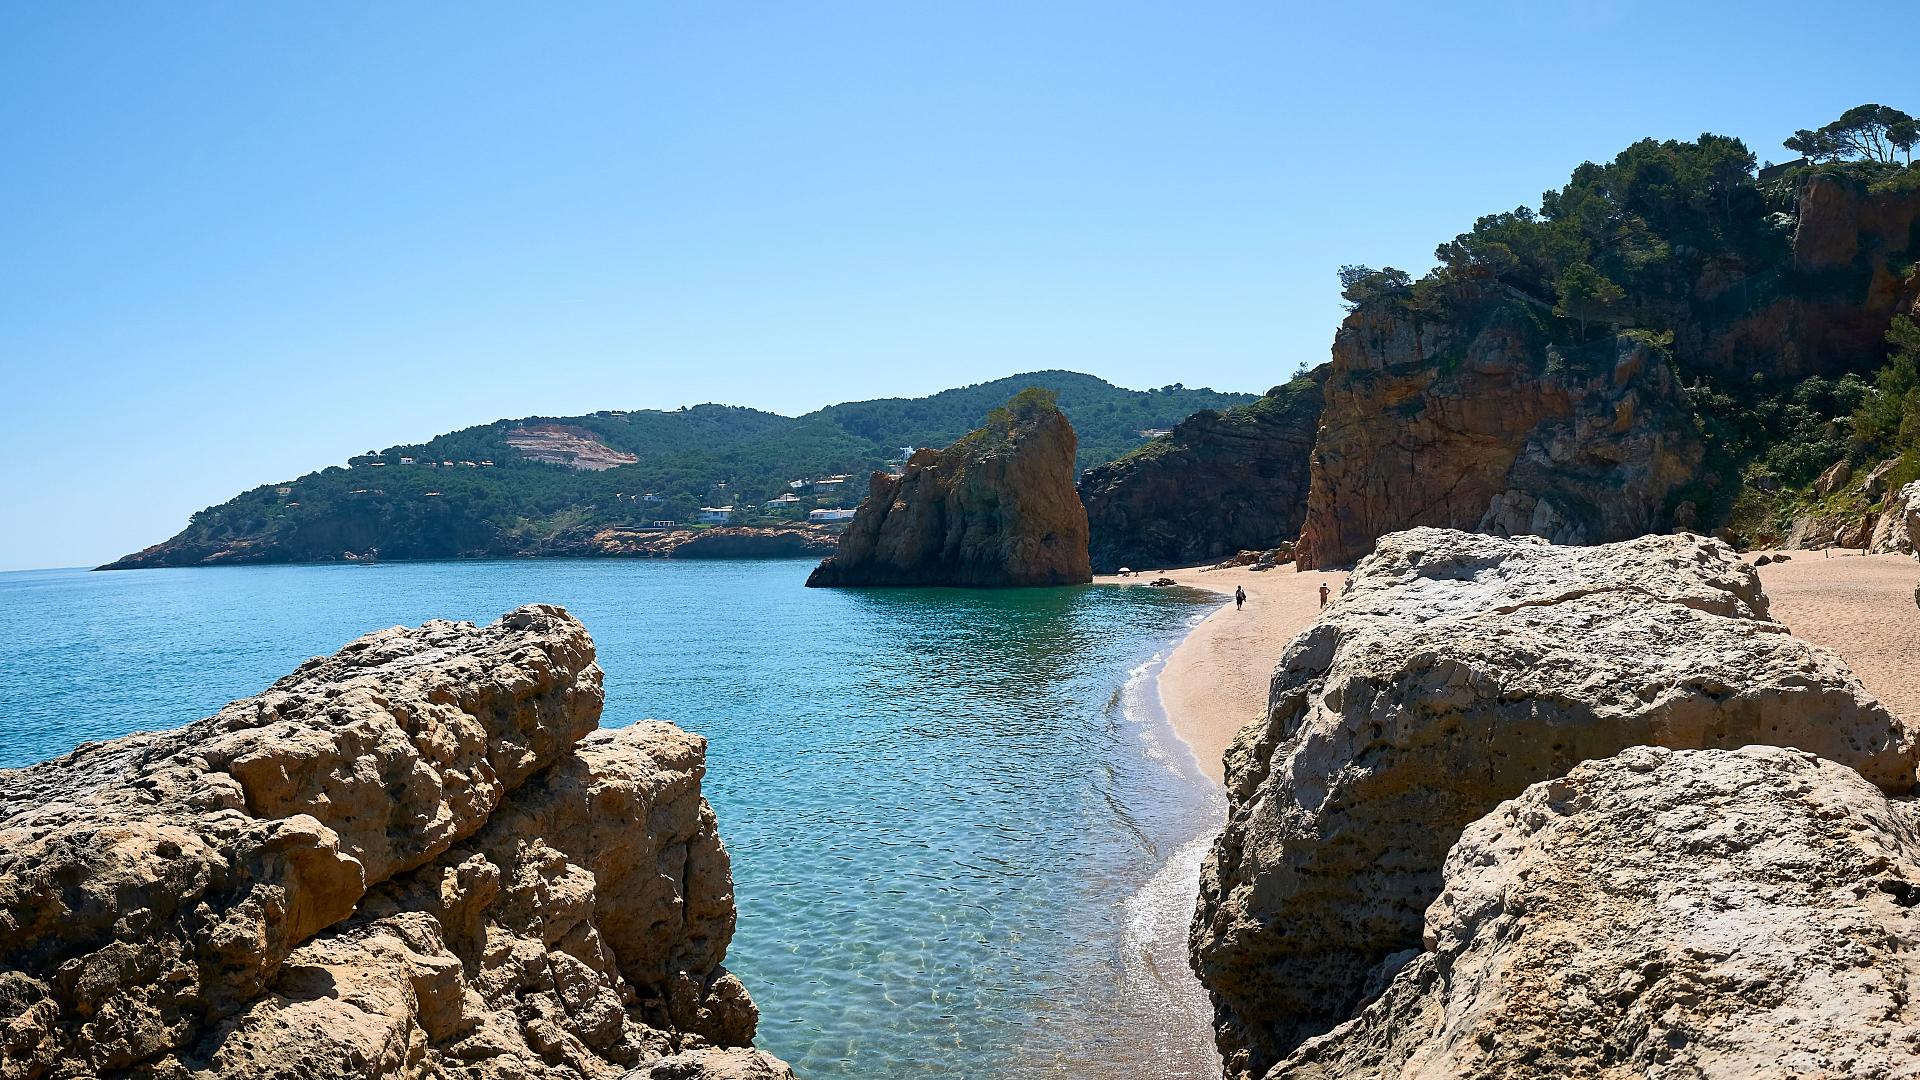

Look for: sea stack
[806,388,1092,588]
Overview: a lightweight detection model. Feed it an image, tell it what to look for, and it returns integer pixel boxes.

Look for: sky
[1,1,1912,570]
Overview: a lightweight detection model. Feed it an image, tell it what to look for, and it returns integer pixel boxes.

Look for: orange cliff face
[807,389,1092,588]
[1296,288,1703,570]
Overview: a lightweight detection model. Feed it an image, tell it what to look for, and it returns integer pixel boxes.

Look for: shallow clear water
[0,559,1223,1078]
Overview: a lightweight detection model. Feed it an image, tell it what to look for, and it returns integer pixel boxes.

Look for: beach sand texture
[1754,551,1920,726]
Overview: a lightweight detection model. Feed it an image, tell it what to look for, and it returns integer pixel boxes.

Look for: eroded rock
[1191,528,1916,1078]
[806,388,1091,587]
[0,605,784,1080]
[1278,746,1920,1079]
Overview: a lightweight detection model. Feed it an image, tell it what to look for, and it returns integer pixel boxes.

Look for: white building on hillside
[697,506,734,524]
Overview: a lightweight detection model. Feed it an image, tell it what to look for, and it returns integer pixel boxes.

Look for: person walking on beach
[1319,582,1330,609]
[1234,585,1246,611]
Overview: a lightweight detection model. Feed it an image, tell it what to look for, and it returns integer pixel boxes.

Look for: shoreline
[1098,562,1349,786]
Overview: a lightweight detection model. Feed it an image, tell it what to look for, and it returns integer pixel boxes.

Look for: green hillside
[104,371,1254,568]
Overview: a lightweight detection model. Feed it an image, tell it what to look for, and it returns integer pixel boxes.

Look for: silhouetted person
[1234,586,1246,610]
[1319,582,1330,609]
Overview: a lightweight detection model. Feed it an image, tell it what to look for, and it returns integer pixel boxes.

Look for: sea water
[0,559,1224,1078]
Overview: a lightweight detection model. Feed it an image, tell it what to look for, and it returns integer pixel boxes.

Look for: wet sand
[1097,563,1347,785]
[1751,551,1920,725]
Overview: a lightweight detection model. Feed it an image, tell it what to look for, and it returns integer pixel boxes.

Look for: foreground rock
[806,388,1092,587]
[0,605,786,1079]
[1295,293,1703,569]
[1279,745,1920,1080]
[1191,528,1915,1078]
[1082,371,1324,573]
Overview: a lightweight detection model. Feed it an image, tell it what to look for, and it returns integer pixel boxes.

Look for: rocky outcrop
[1191,528,1915,1078]
[537,526,836,560]
[0,606,785,1080]
[806,388,1092,587]
[1296,294,1703,569]
[1081,372,1324,573]
[1277,745,1920,1080]
[1870,479,1920,556]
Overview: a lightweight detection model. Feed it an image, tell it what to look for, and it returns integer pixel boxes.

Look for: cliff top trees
[1786,104,1917,166]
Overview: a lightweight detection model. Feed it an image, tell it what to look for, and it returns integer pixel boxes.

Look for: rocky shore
[0,605,790,1080]
[1189,528,1920,1079]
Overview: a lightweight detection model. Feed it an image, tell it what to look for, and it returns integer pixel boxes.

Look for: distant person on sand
[1234,586,1246,610]
[1319,582,1330,609]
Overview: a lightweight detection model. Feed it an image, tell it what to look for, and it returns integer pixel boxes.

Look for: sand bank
[1098,563,1347,785]
[1752,551,1920,725]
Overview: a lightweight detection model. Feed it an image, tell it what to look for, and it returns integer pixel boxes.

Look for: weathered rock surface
[806,388,1092,587]
[1278,745,1920,1079]
[1191,528,1915,1078]
[528,525,837,560]
[1081,372,1325,573]
[1870,479,1920,556]
[0,605,785,1080]
[1296,293,1703,569]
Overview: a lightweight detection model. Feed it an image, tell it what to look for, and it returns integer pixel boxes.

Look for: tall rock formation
[1081,371,1325,573]
[0,606,790,1080]
[806,388,1092,588]
[1295,292,1703,569]
[1278,745,1920,1080]
[1191,528,1915,1079]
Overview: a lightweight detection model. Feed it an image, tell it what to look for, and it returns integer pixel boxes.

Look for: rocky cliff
[1191,528,1915,1078]
[1081,371,1324,573]
[0,605,790,1080]
[1296,295,1703,569]
[806,388,1092,588]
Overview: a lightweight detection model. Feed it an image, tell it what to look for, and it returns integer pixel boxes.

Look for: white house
[697,506,734,524]
[809,508,857,524]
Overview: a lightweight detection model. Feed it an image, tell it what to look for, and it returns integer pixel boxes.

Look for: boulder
[1869,480,1920,556]
[1813,457,1852,497]
[806,388,1092,587]
[1082,371,1324,573]
[1295,293,1703,570]
[0,606,785,1080]
[1191,528,1915,1078]
[1277,746,1920,1080]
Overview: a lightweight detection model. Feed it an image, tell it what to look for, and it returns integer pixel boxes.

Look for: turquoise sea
[0,559,1225,1078]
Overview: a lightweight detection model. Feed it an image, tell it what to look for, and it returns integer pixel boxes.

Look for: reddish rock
[807,389,1092,587]
[1081,370,1324,573]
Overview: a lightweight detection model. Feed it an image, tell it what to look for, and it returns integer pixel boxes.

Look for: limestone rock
[1191,528,1915,1078]
[0,606,786,1080]
[1082,371,1324,573]
[1295,292,1703,570]
[806,388,1091,587]
[1869,480,1920,556]
[1277,746,1920,1079]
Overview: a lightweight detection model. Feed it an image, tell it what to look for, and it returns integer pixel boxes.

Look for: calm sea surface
[0,559,1224,1078]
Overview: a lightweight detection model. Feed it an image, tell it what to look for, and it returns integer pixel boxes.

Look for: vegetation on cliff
[104,372,1248,569]
[1316,103,1920,556]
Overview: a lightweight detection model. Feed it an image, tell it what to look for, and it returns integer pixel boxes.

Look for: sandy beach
[1752,551,1920,725]
[1098,563,1349,784]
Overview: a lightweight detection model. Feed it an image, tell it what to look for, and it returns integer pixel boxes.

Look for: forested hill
[102,371,1255,569]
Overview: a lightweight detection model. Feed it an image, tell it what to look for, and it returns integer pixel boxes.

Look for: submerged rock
[806,388,1092,588]
[0,605,787,1079]
[1191,528,1915,1078]
[1280,746,1920,1079]
[1082,371,1324,573]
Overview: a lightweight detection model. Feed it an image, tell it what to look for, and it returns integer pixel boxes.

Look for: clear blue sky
[1,1,1909,569]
